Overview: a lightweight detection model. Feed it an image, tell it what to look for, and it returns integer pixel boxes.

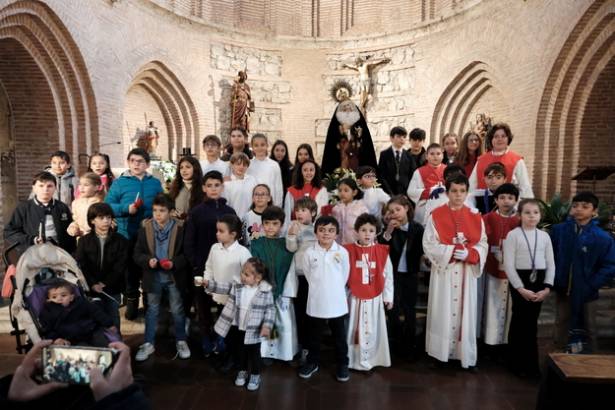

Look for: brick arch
[124,61,200,160]
[534,0,614,199]
[0,1,98,203]
[430,61,508,143]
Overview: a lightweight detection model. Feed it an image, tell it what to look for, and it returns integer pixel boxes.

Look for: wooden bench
[536,353,615,409]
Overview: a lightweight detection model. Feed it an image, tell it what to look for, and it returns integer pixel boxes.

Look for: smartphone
[42,345,118,385]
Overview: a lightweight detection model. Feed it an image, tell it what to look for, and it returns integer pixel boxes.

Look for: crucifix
[356,253,376,284]
[343,55,391,115]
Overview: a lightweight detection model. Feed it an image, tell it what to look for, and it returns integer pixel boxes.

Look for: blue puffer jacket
[551,217,615,326]
[105,173,163,240]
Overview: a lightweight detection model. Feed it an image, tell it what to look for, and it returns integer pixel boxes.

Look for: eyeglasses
[254,193,270,197]
[204,143,219,148]
[363,174,377,179]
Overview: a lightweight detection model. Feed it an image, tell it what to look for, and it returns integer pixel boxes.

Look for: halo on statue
[330,79,354,103]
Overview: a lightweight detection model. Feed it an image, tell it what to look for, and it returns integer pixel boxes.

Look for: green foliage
[537,194,613,230]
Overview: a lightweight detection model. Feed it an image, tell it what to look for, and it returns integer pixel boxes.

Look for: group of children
[3,123,615,391]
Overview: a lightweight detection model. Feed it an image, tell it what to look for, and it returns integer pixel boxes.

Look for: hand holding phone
[89,342,134,401]
[8,340,67,401]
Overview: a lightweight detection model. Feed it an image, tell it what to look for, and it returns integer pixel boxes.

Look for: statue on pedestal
[230,70,254,132]
[137,120,159,156]
[321,80,377,176]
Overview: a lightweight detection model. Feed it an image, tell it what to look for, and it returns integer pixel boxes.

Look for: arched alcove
[123,61,200,161]
[534,0,614,199]
[431,61,509,143]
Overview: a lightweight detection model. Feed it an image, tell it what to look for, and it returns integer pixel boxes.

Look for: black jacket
[184,198,236,275]
[133,219,188,293]
[377,147,413,196]
[4,199,75,257]
[75,231,129,295]
[39,296,113,343]
[378,221,424,275]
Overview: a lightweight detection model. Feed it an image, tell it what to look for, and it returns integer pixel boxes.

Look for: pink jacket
[332,200,369,245]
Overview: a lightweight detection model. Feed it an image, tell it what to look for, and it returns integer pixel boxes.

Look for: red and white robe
[481,210,520,345]
[423,204,487,368]
[468,149,534,201]
[407,163,446,225]
[344,243,394,371]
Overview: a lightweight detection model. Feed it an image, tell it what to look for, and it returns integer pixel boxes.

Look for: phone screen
[42,345,116,385]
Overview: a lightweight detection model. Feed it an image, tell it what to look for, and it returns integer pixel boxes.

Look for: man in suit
[378,126,412,196]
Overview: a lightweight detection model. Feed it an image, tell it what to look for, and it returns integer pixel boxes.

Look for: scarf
[153,219,175,261]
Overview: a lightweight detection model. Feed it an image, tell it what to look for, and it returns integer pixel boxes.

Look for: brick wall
[0,0,611,219]
[576,58,615,202]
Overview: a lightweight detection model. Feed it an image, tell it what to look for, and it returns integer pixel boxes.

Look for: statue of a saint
[230,70,254,132]
[343,55,390,114]
[137,121,159,155]
[471,113,493,147]
[321,81,377,175]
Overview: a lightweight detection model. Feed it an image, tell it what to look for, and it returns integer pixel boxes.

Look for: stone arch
[123,61,200,160]
[0,0,98,197]
[430,61,509,144]
[534,0,614,199]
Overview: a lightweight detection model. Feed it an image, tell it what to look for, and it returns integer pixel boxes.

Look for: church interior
[0,0,614,409]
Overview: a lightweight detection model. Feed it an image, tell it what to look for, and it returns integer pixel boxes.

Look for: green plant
[537,194,613,230]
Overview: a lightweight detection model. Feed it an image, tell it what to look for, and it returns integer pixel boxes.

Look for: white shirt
[223,174,257,219]
[204,241,252,304]
[361,187,390,218]
[247,157,284,207]
[200,158,230,178]
[242,210,263,247]
[398,223,409,273]
[302,242,350,318]
[503,227,555,289]
[238,285,259,331]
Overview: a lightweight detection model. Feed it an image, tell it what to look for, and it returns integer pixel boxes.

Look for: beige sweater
[68,196,102,236]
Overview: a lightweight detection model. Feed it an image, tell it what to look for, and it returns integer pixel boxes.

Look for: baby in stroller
[39,279,117,347]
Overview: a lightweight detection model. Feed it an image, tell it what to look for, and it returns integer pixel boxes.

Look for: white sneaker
[135,342,155,362]
[176,340,191,359]
[247,374,261,391]
[235,370,248,386]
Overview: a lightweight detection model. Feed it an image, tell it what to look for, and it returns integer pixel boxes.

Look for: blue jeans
[144,272,186,344]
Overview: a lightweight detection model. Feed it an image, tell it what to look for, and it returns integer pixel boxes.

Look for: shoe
[125,298,139,320]
[298,363,319,379]
[202,336,215,357]
[234,370,248,387]
[336,365,350,382]
[213,335,226,354]
[247,374,261,391]
[176,340,191,359]
[135,343,155,362]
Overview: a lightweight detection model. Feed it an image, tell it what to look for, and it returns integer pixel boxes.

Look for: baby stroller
[9,243,121,353]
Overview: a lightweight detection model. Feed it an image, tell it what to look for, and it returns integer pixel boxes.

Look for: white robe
[483,274,512,345]
[247,157,284,207]
[223,174,257,219]
[468,153,534,200]
[407,170,447,226]
[261,260,299,361]
[347,257,394,371]
[423,213,488,368]
[361,187,390,219]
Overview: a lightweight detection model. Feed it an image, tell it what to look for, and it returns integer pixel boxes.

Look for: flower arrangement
[322,167,357,205]
[150,160,177,191]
